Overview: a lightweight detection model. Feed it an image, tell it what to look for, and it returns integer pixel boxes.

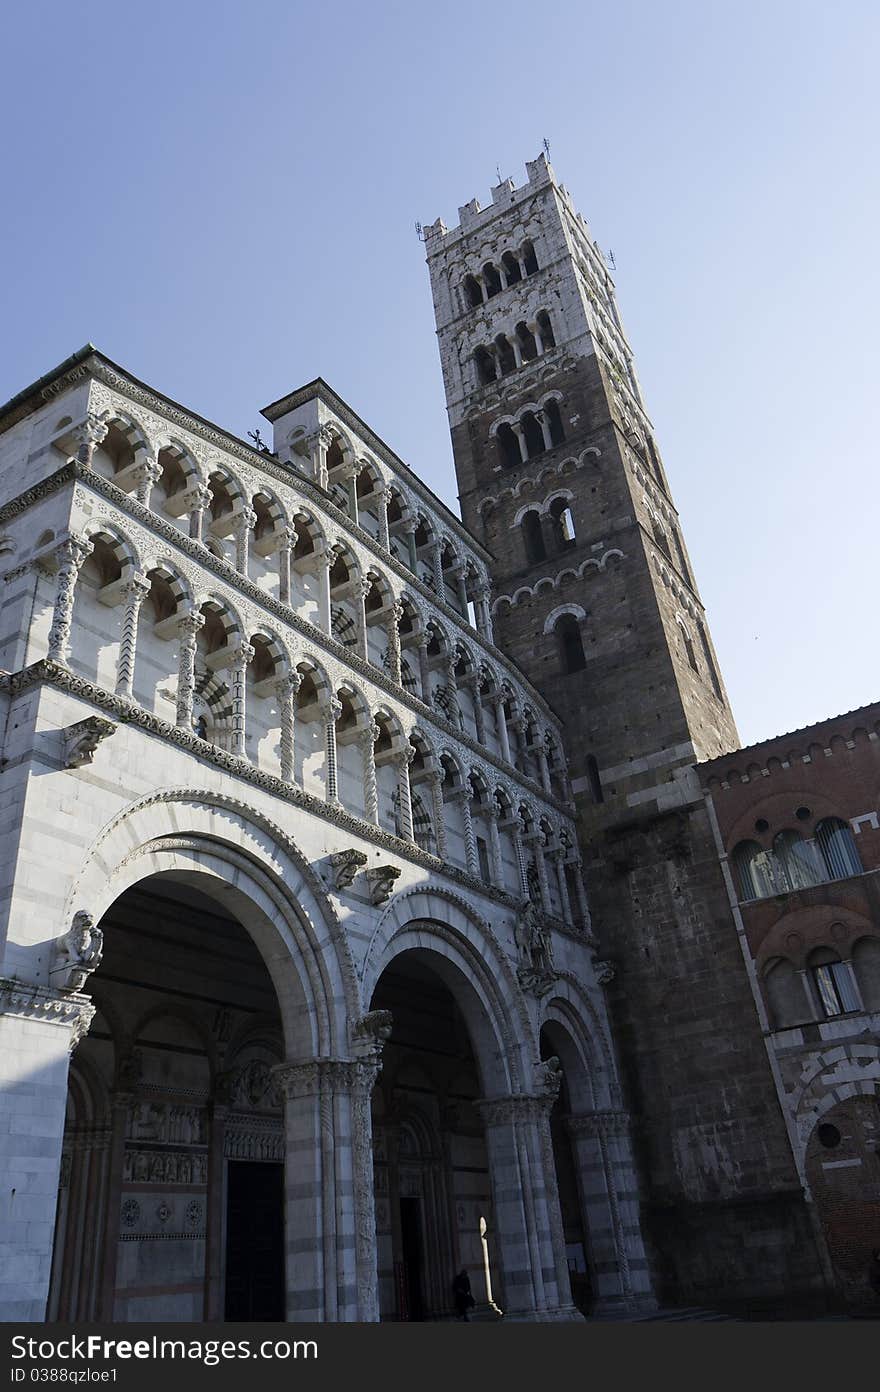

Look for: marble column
[47,535,93,663]
[175,610,205,729]
[361,722,380,826]
[323,697,343,803]
[276,669,300,782]
[114,572,151,698]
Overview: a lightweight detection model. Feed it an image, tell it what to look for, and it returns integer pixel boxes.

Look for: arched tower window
[463,274,482,309]
[815,817,862,880]
[521,511,546,565]
[521,412,544,459]
[536,310,556,350]
[495,334,516,375]
[522,240,539,275]
[474,346,497,387]
[555,613,586,674]
[548,498,576,550]
[482,262,503,298]
[809,947,860,1018]
[496,424,521,470]
[545,399,565,447]
[501,250,522,285]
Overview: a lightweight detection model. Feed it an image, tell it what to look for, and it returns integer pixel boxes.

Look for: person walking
[452,1267,475,1321]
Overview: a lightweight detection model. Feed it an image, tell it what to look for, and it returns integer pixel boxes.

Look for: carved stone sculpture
[329,847,368,890]
[352,1009,393,1064]
[50,911,104,992]
[366,865,401,905]
[63,715,116,768]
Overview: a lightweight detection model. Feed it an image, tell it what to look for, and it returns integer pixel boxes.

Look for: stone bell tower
[423,155,829,1309]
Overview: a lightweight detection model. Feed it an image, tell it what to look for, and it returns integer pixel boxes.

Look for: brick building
[702,706,880,1307]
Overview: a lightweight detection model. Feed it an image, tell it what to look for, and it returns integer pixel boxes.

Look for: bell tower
[423,151,737,804]
[423,157,827,1308]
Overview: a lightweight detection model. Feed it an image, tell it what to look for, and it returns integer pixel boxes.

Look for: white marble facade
[0,351,653,1321]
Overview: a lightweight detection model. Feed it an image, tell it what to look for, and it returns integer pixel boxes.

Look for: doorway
[225,1161,285,1320]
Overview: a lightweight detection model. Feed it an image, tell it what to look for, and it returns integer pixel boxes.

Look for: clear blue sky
[2,1,877,747]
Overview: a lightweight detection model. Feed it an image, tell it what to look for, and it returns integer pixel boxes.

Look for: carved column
[565,1111,653,1313]
[232,506,256,574]
[536,743,552,796]
[386,601,403,685]
[476,587,495,644]
[354,578,370,661]
[416,635,431,704]
[525,832,552,912]
[431,541,444,596]
[570,858,590,930]
[47,535,93,663]
[428,769,448,859]
[323,697,342,803]
[315,552,332,636]
[175,610,205,729]
[552,850,574,926]
[487,802,504,883]
[227,642,253,758]
[451,563,469,617]
[310,427,332,489]
[536,410,553,452]
[399,517,417,573]
[472,684,486,742]
[395,745,415,843]
[114,572,151,698]
[361,722,380,826]
[278,524,297,606]
[533,1066,578,1317]
[344,468,359,526]
[453,786,478,876]
[379,486,392,552]
[533,321,545,355]
[73,412,108,466]
[510,817,530,897]
[511,336,523,368]
[512,421,528,464]
[134,456,162,507]
[275,1055,384,1321]
[475,1094,562,1320]
[495,698,512,764]
[187,483,213,542]
[276,669,300,782]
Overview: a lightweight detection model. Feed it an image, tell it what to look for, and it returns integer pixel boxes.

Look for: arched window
[495,334,516,375]
[516,322,538,362]
[544,399,565,447]
[815,817,861,880]
[548,498,575,550]
[482,262,503,298]
[496,424,522,470]
[521,412,544,459]
[763,958,806,1029]
[501,250,522,285]
[474,346,497,387]
[773,830,825,890]
[522,240,539,275]
[536,310,556,350]
[463,274,483,309]
[555,613,586,674]
[809,947,860,1017]
[678,621,699,674]
[521,511,546,565]
[732,840,777,901]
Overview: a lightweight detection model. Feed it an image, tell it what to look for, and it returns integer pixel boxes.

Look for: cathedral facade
[0,346,649,1322]
[0,153,872,1324]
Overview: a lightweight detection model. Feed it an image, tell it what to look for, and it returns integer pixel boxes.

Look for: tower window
[545,399,565,447]
[549,498,576,549]
[463,275,483,309]
[483,262,503,298]
[536,310,556,350]
[522,240,539,275]
[495,334,516,375]
[555,613,586,674]
[521,511,546,565]
[497,423,522,470]
[521,412,544,459]
[516,322,538,362]
[502,250,522,285]
[474,346,497,387]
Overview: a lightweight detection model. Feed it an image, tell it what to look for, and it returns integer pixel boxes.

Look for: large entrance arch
[364,903,582,1321]
[49,874,290,1322]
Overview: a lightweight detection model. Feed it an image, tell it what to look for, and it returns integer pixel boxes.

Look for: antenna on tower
[606,248,616,270]
[414,221,423,242]
[543,137,551,158]
[496,164,502,183]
